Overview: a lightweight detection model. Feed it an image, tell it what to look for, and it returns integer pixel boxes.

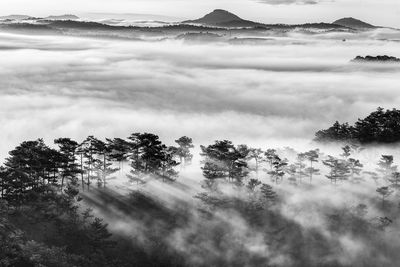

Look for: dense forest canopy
[315,107,400,144]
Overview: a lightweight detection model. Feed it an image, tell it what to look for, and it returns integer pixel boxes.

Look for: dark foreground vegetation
[315,107,400,143]
[2,110,400,266]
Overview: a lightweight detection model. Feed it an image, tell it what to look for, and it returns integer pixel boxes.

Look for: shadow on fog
[81,176,400,267]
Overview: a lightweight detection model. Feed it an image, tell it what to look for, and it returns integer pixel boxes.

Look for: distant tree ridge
[352,55,400,63]
[315,107,400,143]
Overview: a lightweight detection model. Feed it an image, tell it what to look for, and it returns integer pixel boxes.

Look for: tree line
[315,107,400,144]
[2,133,399,209]
[200,141,400,209]
[0,134,194,206]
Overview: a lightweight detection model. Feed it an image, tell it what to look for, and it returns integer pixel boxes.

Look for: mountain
[183,9,262,28]
[0,15,32,20]
[333,17,375,29]
[44,14,79,21]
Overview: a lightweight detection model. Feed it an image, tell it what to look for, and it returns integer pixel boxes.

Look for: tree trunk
[80,154,84,191]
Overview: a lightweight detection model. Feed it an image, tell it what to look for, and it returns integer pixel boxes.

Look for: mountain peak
[333,17,375,29]
[184,9,245,26]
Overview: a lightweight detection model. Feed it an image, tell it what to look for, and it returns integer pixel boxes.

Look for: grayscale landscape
[0,1,400,266]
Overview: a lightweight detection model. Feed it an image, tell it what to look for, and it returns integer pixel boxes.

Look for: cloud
[0,30,399,161]
[1,22,400,267]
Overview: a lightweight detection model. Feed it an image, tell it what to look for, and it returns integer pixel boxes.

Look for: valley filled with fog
[0,29,399,157]
[1,20,400,267]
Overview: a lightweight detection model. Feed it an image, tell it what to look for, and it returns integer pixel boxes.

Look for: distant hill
[184,9,360,30]
[183,9,263,28]
[333,17,375,29]
[0,15,32,20]
[44,14,80,21]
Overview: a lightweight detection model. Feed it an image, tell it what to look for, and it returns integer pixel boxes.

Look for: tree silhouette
[127,133,179,184]
[266,155,288,184]
[323,156,350,184]
[54,138,80,191]
[175,136,194,168]
[295,153,308,183]
[304,149,320,184]
[93,139,119,188]
[315,108,400,144]
[3,139,62,205]
[200,140,249,185]
[347,158,364,183]
[285,164,298,185]
[107,138,130,172]
[247,148,264,178]
[247,178,262,192]
[80,136,103,190]
[264,149,277,173]
[260,183,278,204]
[315,121,354,142]
[376,186,393,209]
[159,146,180,182]
[377,155,397,182]
[340,145,351,159]
[389,172,400,189]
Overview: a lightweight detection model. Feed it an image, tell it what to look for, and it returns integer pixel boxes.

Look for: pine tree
[80,136,102,190]
[175,136,194,168]
[347,158,363,183]
[54,138,81,191]
[3,139,62,205]
[376,186,393,209]
[247,178,261,192]
[107,138,130,172]
[200,140,249,185]
[377,155,397,182]
[304,149,320,184]
[323,156,350,184]
[389,172,400,189]
[260,183,278,204]
[264,149,277,172]
[285,164,298,185]
[295,153,308,183]
[127,133,179,184]
[247,148,264,178]
[266,155,288,184]
[92,140,119,188]
[159,146,180,182]
[340,145,351,159]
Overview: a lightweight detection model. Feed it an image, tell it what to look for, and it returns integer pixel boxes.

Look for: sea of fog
[1,28,400,266]
[0,30,399,160]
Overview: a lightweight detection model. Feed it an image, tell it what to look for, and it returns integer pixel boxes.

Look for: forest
[1,110,400,266]
[315,107,400,144]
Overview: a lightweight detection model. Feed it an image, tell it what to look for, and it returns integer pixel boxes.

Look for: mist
[1,24,400,266]
[0,30,399,159]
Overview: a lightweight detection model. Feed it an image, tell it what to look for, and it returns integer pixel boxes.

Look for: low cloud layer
[0,29,399,265]
[0,31,399,159]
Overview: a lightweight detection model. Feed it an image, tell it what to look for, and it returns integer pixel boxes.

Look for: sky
[0,0,399,27]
